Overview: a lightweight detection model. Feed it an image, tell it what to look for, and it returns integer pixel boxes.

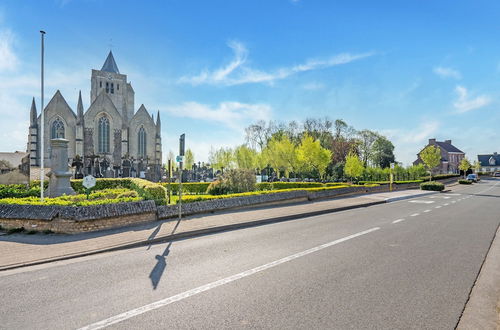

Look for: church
[27,51,163,181]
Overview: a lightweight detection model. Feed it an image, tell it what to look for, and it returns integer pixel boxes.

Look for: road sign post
[390,163,395,192]
[82,175,96,199]
[178,134,185,220]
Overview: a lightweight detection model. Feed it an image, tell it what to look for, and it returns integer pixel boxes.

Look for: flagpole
[40,30,46,201]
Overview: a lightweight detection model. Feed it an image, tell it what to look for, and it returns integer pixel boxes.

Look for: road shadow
[149,217,182,290]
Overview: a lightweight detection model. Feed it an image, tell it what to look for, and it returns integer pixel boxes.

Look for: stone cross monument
[47,138,76,197]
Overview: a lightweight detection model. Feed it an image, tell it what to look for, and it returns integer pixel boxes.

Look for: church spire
[156,110,161,135]
[76,90,84,125]
[30,97,37,127]
[101,50,120,73]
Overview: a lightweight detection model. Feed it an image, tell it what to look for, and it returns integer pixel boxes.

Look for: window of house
[100,81,102,88]
[106,82,109,93]
[111,83,114,94]
[138,126,146,158]
[51,118,65,139]
[117,84,119,91]
[98,116,110,153]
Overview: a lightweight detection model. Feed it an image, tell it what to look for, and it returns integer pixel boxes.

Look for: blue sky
[0,0,499,165]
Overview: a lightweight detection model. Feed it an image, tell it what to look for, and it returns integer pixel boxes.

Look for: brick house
[413,139,465,174]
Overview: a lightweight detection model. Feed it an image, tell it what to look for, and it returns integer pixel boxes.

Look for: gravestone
[47,138,76,197]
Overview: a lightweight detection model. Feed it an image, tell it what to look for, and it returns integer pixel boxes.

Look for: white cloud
[179,41,374,86]
[302,82,325,90]
[433,66,461,79]
[0,29,18,72]
[162,101,272,130]
[453,85,491,113]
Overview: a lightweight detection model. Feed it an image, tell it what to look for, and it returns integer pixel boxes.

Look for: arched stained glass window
[138,126,146,158]
[51,118,65,139]
[98,116,110,153]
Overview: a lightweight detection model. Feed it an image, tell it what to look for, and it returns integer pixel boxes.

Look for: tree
[420,145,441,180]
[296,134,332,179]
[208,147,234,172]
[184,149,195,170]
[357,129,379,167]
[459,158,471,178]
[262,136,298,178]
[234,145,258,170]
[344,151,364,182]
[473,160,481,174]
[371,135,395,168]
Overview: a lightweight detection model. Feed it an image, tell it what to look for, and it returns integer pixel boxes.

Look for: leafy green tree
[472,160,481,174]
[344,151,364,182]
[459,158,471,178]
[184,149,195,169]
[262,136,297,178]
[297,134,333,179]
[371,136,395,168]
[209,147,234,172]
[420,145,441,180]
[234,145,258,170]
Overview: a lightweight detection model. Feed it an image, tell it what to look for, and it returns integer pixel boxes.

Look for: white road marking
[423,209,431,213]
[78,227,381,330]
[435,206,442,209]
[451,201,456,204]
[392,219,405,224]
[443,203,449,206]
[410,213,420,217]
[444,193,461,196]
[408,200,434,204]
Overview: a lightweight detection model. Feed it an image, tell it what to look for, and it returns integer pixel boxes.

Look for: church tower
[90,51,135,123]
[75,90,84,157]
[28,97,39,166]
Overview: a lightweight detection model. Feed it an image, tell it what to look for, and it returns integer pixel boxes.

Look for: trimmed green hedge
[1,178,167,205]
[0,188,141,206]
[458,179,472,184]
[420,181,445,191]
[359,180,423,185]
[161,182,211,195]
[420,174,460,181]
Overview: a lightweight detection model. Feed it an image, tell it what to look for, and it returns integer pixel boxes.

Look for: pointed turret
[101,51,120,73]
[156,110,161,135]
[76,90,84,125]
[29,97,37,127]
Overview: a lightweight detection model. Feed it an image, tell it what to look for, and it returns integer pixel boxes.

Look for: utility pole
[40,30,46,201]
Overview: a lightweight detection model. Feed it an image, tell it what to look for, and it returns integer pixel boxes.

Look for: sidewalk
[0,189,435,271]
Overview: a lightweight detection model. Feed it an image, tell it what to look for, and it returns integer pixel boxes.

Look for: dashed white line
[392,219,405,224]
[423,209,431,213]
[77,227,381,330]
[410,213,420,217]
[435,206,442,209]
[443,203,449,206]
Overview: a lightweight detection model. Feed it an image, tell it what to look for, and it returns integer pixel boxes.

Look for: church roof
[101,51,120,73]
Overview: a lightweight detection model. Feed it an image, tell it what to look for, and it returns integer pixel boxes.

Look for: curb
[0,200,386,272]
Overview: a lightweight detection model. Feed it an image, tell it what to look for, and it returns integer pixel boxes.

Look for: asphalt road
[1,179,499,330]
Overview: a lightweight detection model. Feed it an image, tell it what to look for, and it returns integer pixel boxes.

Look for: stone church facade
[27,51,162,181]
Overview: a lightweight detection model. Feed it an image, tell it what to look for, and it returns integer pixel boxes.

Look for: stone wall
[0,183,426,234]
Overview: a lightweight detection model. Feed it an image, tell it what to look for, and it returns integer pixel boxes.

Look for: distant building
[477,152,500,173]
[413,139,465,174]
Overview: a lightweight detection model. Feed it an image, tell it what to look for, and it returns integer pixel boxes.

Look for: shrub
[255,182,272,191]
[420,181,445,191]
[358,180,423,185]
[128,178,166,205]
[458,179,472,184]
[420,174,460,181]
[161,182,211,195]
[206,169,256,195]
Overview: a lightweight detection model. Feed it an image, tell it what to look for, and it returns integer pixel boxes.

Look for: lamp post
[40,30,46,201]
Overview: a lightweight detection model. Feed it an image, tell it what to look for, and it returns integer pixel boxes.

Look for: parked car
[466,174,478,182]
[493,172,500,177]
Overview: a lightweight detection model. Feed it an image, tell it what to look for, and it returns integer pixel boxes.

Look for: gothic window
[100,81,102,88]
[51,118,65,139]
[138,126,146,158]
[117,84,119,91]
[106,82,109,93]
[111,83,114,94]
[98,116,110,153]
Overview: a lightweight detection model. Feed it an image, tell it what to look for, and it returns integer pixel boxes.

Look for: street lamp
[40,30,46,201]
